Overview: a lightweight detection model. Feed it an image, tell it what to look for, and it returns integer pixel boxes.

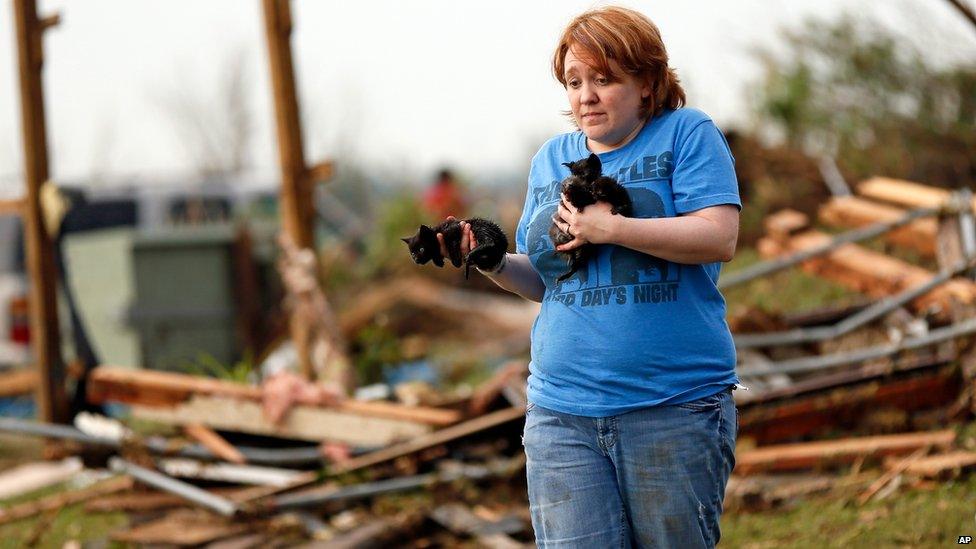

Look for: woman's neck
[587,118,647,154]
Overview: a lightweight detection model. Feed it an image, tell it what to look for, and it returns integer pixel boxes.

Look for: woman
[439,6,740,547]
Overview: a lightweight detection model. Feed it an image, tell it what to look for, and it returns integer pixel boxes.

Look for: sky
[1,0,974,190]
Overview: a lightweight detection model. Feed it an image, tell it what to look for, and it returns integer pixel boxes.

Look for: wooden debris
[203,533,268,549]
[469,360,529,416]
[735,429,955,475]
[857,446,929,504]
[0,368,37,397]
[332,406,526,474]
[896,450,976,479]
[132,395,433,446]
[764,208,809,240]
[724,474,837,510]
[772,229,976,314]
[110,508,250,546]
[0,475,132,525]
[297,512,424,549]
[430,503,528,548]
[185,423,247,464]
[88,365,460,426]
[818,196,937,257]
[857,177,976,211]
[0,457,82,500]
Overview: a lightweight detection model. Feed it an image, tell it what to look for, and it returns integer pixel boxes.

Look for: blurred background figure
[421,168,467,222]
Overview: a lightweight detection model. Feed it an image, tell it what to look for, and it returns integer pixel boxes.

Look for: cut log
[735,430,955,475]
[131,395,432,446]
[332,406,526,474]
[0,475,132,525]
[857,177,974,210]
[818,196,937,257]
[778,230,976,314]
[88,365,460,426]
[898,450,976,479]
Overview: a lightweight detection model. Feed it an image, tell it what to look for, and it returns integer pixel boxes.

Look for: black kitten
[402,217,509,279]
[549,153,632,282]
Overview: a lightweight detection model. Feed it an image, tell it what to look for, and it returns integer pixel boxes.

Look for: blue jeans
[522,385,738,548]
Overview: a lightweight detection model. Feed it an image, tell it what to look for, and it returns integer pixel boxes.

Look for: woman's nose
[580,82,598,104]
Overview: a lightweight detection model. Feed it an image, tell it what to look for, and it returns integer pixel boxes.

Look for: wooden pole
[260,0,314,250]
[13,0,68,423]
[261,0,345,380]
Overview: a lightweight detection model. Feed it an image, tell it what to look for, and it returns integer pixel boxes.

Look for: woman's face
[564,47,651,153]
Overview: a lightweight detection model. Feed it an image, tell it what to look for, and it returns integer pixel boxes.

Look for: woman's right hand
[435,216,478,266]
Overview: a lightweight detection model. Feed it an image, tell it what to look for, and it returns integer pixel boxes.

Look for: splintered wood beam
[735,429,956,475]
[818,196,937,257]
[86,365,461,426]
[857,177,976,211]
[13,0,67,424]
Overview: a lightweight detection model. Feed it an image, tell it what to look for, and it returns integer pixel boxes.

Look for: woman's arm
[477,252,547,303]
[553,199,739,264]
[436,219,546,302]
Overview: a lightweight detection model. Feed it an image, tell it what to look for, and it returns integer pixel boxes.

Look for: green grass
[723,247,863,315]
[721,474,976,548]
[0,500,129,549]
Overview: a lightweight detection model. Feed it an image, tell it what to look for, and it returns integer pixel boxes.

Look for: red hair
[552,6,685,120]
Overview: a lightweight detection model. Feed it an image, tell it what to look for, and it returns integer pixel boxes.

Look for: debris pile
[1,176,976,545]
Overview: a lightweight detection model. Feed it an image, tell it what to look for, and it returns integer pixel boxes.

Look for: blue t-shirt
[515,108,742,417]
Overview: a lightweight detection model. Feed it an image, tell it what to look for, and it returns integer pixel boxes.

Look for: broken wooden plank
[818,196,937,257]
[735,430,955,475]
[739,364,959,444]
[131,395,432,447]
[0,368,37,397]
[0,475,132,525]
[332,406,526,474]
[0,457,82,500]
[110,509,249,546]
[897,450,976,479]
[88,365,460,426]
[185,423,247,464]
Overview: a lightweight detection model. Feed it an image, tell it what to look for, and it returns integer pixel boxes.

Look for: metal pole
[108,457,239,517]
[719,204,942,289]
[739,315,976,377]
[734,257,976,348]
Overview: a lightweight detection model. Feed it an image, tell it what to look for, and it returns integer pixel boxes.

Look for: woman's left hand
[554,194,620,251]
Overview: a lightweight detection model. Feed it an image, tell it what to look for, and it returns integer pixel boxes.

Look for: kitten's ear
[562,162,572,169]
[400,237,410,244]
[587,153,602,172]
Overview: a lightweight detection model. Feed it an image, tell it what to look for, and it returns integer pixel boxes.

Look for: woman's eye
[595,76,609,85]
[568,79,581,89]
